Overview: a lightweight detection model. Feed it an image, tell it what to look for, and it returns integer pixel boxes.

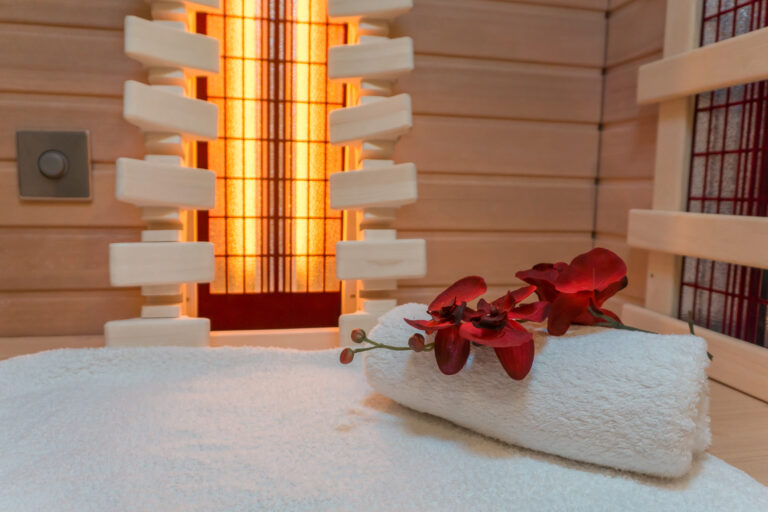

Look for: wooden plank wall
[597,0,666,313]
[391,0,607,304]
[0,1,147,338]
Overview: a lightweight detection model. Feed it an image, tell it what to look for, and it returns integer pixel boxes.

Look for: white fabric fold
[365,303,712,478]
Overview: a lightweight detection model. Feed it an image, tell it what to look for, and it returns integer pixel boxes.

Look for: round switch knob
[38,150,68,179]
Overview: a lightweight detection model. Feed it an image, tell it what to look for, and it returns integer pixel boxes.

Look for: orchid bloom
[460,286,548,380]
[405,276,487,376]
[515,248,628,336]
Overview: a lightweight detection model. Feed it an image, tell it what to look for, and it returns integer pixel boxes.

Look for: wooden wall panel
[395,55,603,122]
[0,23,144,97]
[395,175,595,232]
[595,235,648,300]
[602,52,661,124]
[0,0,148,343]
[394,116,599,178]
[0,93,143,163]
[0,0,149,29]
[595,180,653,236]
[392,0,605,67]
[515,0,607,10]
[0,290,142,337]
[403,232,593,287]
[599,117,657,179]
[605,0,665,66]
[0,228,140,291]
[0,164,142,228]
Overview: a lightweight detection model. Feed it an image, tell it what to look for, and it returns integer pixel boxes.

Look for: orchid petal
[434,327,471,375]
[547,292,592,336]
[594,276,629,306]
[429,276,487,311]
[459,322,531,348]
[494,336,534,380]
[515,265,561,302]
[404,317,454,334]
[554,248,627,294]
[508,301,549,323]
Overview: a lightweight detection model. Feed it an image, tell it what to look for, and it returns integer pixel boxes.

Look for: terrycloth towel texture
[2,347,766,512]
[365,303,712,478]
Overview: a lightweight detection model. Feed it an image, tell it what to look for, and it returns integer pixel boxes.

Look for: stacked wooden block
[328,0,426,345]
[105,0,221,347]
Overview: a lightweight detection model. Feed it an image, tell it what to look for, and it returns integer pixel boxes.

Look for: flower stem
[351,334,434,354]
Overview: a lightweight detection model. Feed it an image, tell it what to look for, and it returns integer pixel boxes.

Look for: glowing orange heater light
[195,0,347,330]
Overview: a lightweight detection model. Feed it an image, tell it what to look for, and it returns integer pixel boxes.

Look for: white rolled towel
[364,303,712,478]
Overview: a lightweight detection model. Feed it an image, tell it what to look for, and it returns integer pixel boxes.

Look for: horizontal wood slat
[0,0,149,29]
[0,335,104,361]
[0,22,144,97]
[0,163,142,227]
[401,232,593,287]
[0,289,141,337]
[622,303,768,403]
[391,0,605,67]
[605,0,665,67]
[602,52,661,124]
[0,227,140,291]
[638,26,768,105]
[395,55,602,123]
[628,209,768,269]
[395,175,595,232]
[521,0,607,10]
[0,93,143,162]
[599,118,657,179]
[595,180,653,236]
[394,115,599,178]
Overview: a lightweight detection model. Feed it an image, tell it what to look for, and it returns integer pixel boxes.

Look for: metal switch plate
[16,130,92,200]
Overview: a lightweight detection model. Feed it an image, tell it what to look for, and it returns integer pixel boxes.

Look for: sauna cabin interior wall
[0,0,665,353]
[0,1,147,348]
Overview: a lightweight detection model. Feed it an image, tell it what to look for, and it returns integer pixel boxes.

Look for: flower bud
[408,333,426,352]
[339,348,355,364]
[350,329,366,344]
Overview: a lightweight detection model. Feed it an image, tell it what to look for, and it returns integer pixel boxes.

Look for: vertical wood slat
[642,0,702,316]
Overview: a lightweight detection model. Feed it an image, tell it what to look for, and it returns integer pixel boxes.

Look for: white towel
[365,303,712,478]
[2,346,765,511]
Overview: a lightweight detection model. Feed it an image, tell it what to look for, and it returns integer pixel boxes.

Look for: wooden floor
[709,380,768,485]
[0,339,766,484]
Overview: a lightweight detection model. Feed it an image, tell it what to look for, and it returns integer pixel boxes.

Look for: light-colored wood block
[147,67,186,87]
[110,241,214,286]
[141,230,181,242]
[144,132,184,156]
[123,80,218,140]
[142,284,183,296]
[329,0,412,21]
[141,206,183,228]
[115,157,216,209]
[104,316,209,347]
[329,94,411,145]
[336,230,426,280]
[147,0,220,10]
[360,140,395,160]
[124,15,218,74]
[328,37,413,81]
[638,26,768,105]
[330,162,417,210]
[628,209,768,270]
[141,304,182,318]
[622,304,768,403]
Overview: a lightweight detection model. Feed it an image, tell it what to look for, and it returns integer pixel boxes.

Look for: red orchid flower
[405,276,487,376]
[515,248,628,336]
[460,286,548,380]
